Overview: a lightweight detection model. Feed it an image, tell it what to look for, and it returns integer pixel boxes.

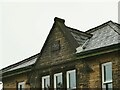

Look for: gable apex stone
[54,17,65,24]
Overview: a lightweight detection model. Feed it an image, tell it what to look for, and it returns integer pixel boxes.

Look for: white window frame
[102,62,112,89]
[67,70,76,89]
[42,75,50,90]
[17,81,25,90]
[0,82,3,90]
[54,72,63,89]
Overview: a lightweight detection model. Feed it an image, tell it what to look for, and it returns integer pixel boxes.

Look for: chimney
[54,17,65,24]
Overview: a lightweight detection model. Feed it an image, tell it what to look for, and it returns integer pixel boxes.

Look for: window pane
[67,70,76,89]
[102,62,112,90]
[106,83,112,90]
[108,83,112,89]
[56,74,62,88]
[69,71,76,88]
[45,77,50,88]
[20,85,22,90]
[104,64,112,82]
[18,82,24,90]
[42,76,50,89]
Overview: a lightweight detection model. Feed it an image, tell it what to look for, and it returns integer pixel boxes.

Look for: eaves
[76,43,120,59]
[2,65,33,79]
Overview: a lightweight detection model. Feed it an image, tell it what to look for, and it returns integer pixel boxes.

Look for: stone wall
[30,23,77,88]
[76,51,120,89]
[3,72,30,89]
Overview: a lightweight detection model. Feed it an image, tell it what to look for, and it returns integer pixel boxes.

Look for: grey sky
[0,0,119,69]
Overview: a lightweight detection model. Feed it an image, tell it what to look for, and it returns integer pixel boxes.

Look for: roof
[66,26,92,46]
[2,17,88,76]
[54,17,92,49]
[2,17,120,76]
[76,21,120,53]
[2,53,39,74]
[30,17,93,72]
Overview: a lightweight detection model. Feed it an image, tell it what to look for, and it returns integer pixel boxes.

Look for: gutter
[2,65,33,78]
[76,43,120,59]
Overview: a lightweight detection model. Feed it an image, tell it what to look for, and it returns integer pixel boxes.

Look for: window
[17,81,25,90]
[102,62,112,90]
[67,70,76,90]
[54,73,63,89]
[0,82,3,90]
[42,75,50,90]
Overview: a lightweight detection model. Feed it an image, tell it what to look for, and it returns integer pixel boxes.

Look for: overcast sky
[0,0,119,70]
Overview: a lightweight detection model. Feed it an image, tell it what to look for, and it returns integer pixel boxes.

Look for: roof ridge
[66,26,92,37]
[107,21,120,35]
[86,20,113,33]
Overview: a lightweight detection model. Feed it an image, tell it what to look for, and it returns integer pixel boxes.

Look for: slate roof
[2,53,39,74]
[76,21,120,53]
[66,26,92,46]
[56,17,120,53]
[2,17,120,76]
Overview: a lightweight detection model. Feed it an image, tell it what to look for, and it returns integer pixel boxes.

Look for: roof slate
[109,22,120,35]
[76,21,120,53]
[68,28,91,46]
[2,53,39,73]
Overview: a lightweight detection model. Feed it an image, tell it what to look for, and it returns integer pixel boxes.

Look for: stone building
[2,53,39,89]
[2,17,120,90]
